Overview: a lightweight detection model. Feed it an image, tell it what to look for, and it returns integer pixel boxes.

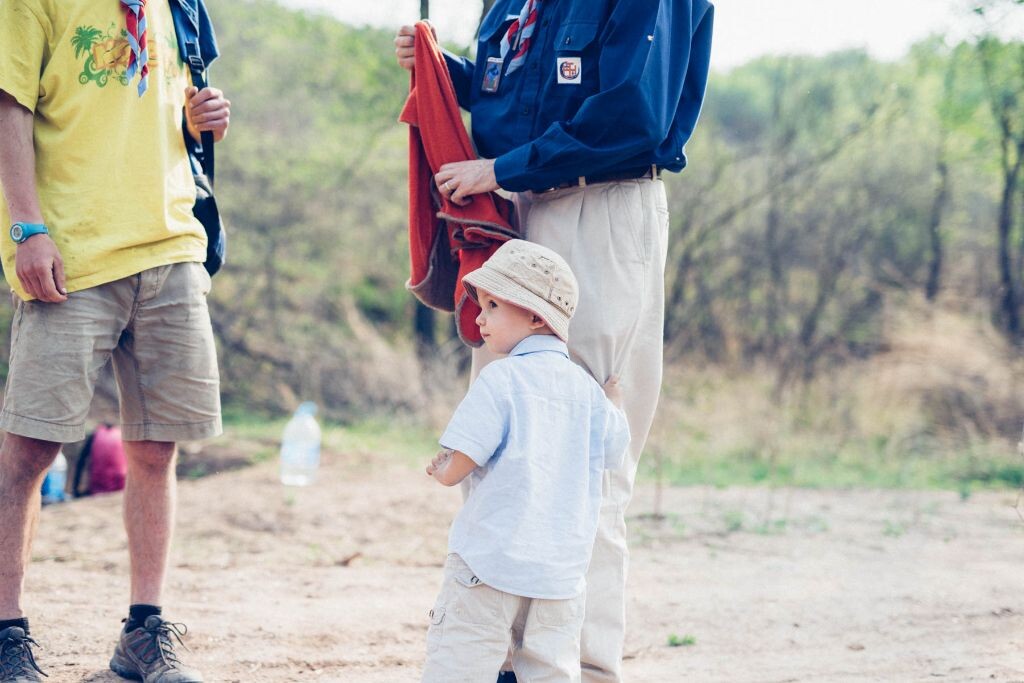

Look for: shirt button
[521,106,530,115]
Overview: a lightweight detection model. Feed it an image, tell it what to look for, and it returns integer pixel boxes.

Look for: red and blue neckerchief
[122,0,149,97]
[499,0,542,77]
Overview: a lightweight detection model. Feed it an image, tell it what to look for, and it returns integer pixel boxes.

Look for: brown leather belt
[538,165,661,193]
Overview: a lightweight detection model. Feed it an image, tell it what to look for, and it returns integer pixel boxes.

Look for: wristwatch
[9,222,48,244]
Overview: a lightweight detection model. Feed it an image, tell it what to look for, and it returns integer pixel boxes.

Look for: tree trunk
[925,140,949,302]
[977,37,1024,341]
[414,301,437,353]
[765,194,783,356]
[996,153,1022,339]
[764,63,793,358]
[1016,137,1024,306]
[413,0,435,357]
[264,236,280,335]
[663,249,691,347]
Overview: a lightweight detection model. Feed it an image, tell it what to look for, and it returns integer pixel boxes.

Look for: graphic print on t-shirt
[71,24,132,87]
[71,22,183,89]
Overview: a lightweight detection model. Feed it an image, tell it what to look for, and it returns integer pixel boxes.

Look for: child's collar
[508,334,569,358]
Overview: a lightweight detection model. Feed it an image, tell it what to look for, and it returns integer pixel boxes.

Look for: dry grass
[646,301,1024,490]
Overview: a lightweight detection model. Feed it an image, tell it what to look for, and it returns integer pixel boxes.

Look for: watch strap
[10,222,48,244]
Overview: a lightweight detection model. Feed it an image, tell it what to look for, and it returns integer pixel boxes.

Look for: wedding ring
[444,180,453,192]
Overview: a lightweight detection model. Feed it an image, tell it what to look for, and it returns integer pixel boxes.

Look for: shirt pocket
[552,22,600,93]
[479,15,517,55]
[554,21,600,53]
[476,16,517,95]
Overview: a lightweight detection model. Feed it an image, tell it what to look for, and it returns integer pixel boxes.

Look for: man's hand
[185,87,230,143]
[15,234,67,303]
[603,376,624,409]
[395,23,437,71]
[434,159,500,206]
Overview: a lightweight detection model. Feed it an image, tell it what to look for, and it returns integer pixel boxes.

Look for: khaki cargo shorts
[421,554,584,682]
[0,262,222,443]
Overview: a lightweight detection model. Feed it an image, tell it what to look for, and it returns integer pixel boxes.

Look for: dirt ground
[22,447,1024,682]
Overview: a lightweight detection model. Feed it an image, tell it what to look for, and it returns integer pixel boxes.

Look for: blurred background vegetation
[3,0,1023,492]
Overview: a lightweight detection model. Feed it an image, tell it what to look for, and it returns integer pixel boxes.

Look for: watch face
[10,224,24,242]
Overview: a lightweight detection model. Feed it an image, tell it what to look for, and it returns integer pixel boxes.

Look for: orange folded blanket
[398,21,517,348]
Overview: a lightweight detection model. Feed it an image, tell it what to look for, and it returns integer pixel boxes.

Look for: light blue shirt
[440,334,630,599]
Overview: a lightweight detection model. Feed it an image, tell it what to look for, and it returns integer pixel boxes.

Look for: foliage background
[2,0,1023,490]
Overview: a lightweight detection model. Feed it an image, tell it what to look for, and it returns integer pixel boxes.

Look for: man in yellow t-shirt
[0,0,229,680]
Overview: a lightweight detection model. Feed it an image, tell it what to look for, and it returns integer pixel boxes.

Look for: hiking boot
[109,616,203,683]
[0,627,46,682]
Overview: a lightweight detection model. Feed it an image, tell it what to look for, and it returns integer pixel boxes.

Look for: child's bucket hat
[462,239,579,342]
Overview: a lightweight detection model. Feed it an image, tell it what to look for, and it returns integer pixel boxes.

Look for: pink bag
[72,424,127,496]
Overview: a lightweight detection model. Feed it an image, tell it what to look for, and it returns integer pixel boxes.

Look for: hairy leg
[0,434,62,619]
[122,441,177,605]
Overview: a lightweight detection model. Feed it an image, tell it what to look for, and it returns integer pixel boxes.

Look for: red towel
[399,21,517,348]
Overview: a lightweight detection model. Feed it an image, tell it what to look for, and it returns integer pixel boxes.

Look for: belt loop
[578,176,586,188]
[650,164,657,179]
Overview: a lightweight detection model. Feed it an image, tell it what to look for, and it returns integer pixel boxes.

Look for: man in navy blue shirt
[397,2,713,680]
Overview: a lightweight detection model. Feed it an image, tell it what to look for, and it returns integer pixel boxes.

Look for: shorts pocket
[425,605,446,653]
[608,182,648,265]
[191,261,212,296]
[533,596,583,629]
[451,571,503,626]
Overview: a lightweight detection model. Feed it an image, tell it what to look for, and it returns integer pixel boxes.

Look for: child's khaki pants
[421,554,585,682]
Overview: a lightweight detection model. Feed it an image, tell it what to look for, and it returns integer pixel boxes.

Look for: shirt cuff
[439,432,494,467]
[493,143,538,193]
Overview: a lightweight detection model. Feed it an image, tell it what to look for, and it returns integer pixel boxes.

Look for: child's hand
[603,376,624,408]
[426,448,478,486]
[426,448,454,478]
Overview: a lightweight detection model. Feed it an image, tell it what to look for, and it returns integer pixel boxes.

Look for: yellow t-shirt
[0,0,207,300]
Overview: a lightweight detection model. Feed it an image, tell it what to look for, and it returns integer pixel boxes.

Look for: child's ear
[530,314,546,329]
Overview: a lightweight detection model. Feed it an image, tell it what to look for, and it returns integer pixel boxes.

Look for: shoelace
[0,633,47,678]
[145,620,190,667]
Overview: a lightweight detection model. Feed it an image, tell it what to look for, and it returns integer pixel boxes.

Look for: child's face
[475,290,542,354]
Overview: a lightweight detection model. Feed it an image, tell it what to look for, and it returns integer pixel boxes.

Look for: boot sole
[109,653,204,683]
[109,653,143,681]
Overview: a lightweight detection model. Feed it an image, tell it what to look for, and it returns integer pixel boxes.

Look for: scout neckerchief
[122,0,149,96]
[499,0,541,76]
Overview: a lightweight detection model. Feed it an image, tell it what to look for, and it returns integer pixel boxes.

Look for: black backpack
[172,5,226,275]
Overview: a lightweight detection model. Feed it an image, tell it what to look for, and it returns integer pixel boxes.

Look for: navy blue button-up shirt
[444,0,714,192]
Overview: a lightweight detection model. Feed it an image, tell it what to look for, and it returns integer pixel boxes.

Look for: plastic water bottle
[280,402,321,486]
[41,450,67,505]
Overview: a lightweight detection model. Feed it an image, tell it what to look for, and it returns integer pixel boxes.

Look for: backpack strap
[71,429,97,498]
[184,45,215,186]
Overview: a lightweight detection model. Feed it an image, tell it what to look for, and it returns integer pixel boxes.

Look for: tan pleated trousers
[470,177,669,683]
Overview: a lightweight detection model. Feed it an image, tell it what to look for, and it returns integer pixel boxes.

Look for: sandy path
[22,448,1024,682]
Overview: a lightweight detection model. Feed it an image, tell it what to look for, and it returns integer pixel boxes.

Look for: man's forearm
[441,49,475,110]
[0,92,42,223]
